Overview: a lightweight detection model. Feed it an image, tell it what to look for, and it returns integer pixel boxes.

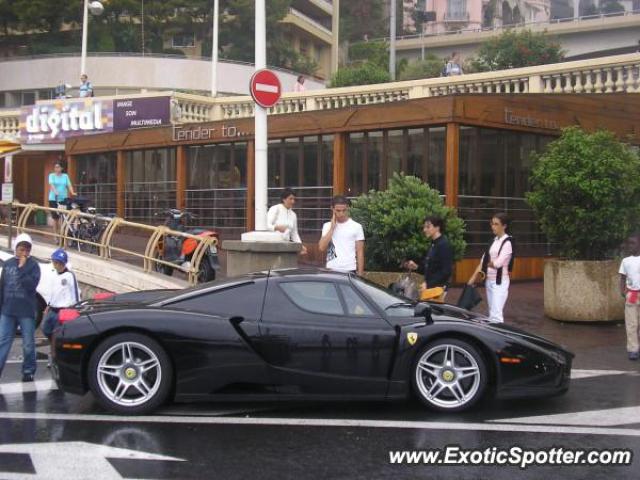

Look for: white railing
[1,53,639,138]
[380,8,640,43]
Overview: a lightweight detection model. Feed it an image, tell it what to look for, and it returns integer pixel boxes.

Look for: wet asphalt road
[0,283,638,479]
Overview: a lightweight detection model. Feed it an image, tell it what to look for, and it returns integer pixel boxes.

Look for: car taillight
[94,292,115,301]
[58,309,80,324]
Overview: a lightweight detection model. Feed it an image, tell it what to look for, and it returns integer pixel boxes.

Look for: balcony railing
[444,11,470,22]
[1,53,639,139]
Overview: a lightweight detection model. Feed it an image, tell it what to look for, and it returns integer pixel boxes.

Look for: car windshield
[351,276,415,317]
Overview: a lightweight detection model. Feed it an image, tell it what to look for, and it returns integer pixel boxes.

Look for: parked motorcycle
[153,209,219,283]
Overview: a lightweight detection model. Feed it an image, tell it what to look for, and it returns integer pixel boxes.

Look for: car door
[165,279,272,394]
[258,277,397,397]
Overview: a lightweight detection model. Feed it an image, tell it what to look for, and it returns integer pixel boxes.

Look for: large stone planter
[544,259,624,322]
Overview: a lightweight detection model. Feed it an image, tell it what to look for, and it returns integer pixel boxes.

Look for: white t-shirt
[619,255,640,290]
[267,204,302,243]
[321,218,365,272]
[49,270,81,308]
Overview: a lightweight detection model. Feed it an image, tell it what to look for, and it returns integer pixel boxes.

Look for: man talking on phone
[318,196,365,276]
[0,234,41,382]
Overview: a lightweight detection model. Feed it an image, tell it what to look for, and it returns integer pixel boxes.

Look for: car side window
[339,284,375,316]
[280,281,344,316]
[170,282,265,320]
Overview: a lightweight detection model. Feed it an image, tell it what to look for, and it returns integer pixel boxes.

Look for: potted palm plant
[527,127,640,322]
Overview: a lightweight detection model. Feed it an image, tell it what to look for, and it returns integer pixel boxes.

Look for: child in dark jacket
[0,233,41,382]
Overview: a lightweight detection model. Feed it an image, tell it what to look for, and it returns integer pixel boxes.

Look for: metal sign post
[254,0,268,231]
[2,183,14,248]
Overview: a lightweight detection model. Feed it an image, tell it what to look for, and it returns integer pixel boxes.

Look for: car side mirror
[414,302,433,324]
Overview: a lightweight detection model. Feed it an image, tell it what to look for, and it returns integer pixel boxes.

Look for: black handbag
[457,284,483,311]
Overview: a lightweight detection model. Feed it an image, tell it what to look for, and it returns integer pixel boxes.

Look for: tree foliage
[0,0,317,74]
[340,0,386,43]
[526,127,640,261]
[329,62,390,87]
[398,54,444,81]
[469,29,565,71]
[351,174,466,271]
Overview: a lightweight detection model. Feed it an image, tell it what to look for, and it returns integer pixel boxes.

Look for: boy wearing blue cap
[42,249,81,360]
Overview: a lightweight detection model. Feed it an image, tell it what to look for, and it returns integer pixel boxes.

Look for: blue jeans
[42,310,59,339]
[0,314,37,376]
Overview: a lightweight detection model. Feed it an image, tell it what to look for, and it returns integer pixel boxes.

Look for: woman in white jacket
[267,188,307,255]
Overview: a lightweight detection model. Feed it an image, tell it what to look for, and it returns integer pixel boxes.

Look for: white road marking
[0,379,57,395]
[571,369,635,379]
[0,412,638,437]
[0,441,183,480]
[491,405,640,427]
[255,82,279,93]
[5,360,49,364]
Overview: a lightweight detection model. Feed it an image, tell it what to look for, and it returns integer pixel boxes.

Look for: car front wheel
[412,338,487,412]
[88,333,173,414]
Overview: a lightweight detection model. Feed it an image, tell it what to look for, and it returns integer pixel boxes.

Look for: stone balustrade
[0,109,20,141]
[1,53,639,139]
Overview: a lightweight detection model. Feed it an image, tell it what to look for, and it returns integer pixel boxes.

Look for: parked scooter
[153,209,219,283]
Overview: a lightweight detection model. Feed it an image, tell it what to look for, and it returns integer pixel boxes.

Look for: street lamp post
[211,0,219,96]
[80,0,104,77]
[389,0,396,81]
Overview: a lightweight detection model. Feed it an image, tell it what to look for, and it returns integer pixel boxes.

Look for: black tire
[197,258,216,283]
[153,250,174,277]
[87,332,173,415]
[411,338,488,413]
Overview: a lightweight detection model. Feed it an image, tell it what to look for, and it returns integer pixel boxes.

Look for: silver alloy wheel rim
[415,344,481,409]
[96,341,162,407]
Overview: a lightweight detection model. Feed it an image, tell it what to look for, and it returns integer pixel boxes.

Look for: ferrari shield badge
[407,332,418,346]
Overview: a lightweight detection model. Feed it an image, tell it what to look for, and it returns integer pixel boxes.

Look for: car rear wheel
[88,333,173,415]
[412,338,487,412]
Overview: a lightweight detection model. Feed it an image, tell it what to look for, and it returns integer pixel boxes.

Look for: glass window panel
[283,138,300,187]
[368,131,383,191]
[339,285,375,316]
[303,136,319,186]
[407,129,425,180]
[321,135,334,186]
[387,129,404,181]
[427,127,445,193]
[268,139,283,188]
[347,133,365,196]
[280,282,344,316]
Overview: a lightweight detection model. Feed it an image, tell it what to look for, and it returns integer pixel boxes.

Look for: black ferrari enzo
[51,269,573,415]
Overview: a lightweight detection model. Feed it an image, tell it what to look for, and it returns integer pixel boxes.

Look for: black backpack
[481,236,515,285]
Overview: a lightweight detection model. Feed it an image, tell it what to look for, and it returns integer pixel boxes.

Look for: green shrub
[348,41,389,70]
[398,55,444,81]
[351,173,466,271]
[469,29,565,72]
[330,62,390,87]
[526,127,640,260]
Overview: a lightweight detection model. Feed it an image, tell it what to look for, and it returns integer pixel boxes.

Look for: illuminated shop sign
[21,100,113,144]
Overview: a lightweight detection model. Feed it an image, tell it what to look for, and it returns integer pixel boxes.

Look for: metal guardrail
[1,202,217,285]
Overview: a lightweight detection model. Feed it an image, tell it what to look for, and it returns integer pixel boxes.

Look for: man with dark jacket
[405,216,454,298]
[0,233,41,382]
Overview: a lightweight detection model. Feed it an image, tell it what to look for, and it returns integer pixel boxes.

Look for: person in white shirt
[293,75,306,92]
[267,188,307,255]
[318,196,365,276]
[468,213,514,323]
[42,249,81,342]
[619,232,640,361]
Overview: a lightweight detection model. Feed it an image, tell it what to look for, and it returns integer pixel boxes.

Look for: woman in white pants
[468,213,513,323]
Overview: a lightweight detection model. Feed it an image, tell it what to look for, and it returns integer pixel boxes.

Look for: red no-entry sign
[250,69,282,108]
